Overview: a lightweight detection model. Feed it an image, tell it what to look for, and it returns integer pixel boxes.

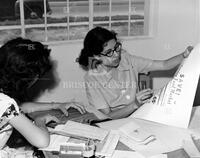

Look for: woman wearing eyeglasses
[77,26,193,120]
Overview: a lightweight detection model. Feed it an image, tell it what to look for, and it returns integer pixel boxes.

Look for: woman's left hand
[183,46,193,58]
[56,101,86,116]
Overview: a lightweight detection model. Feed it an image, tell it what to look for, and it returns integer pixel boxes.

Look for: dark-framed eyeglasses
[100,42,122,57]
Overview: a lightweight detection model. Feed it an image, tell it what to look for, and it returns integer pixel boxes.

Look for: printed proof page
[130,44,200,128]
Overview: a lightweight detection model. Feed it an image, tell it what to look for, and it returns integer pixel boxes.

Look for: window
[0,0,155,44]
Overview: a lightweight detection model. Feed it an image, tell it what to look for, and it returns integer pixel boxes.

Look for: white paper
[107,150,146,158]
[119,122,155,143]
[130,44,200,128]
[99,118,169,156]
[98,117,195,156]
[40,135,69,151]
[148,154,167,158]
[54,120,108,141]
[95,130,120,157]
[109,150,167,158]
[119,131,167,157]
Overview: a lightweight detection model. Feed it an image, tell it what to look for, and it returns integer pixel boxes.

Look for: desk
[32,108,200,158]
[43,142,190,158]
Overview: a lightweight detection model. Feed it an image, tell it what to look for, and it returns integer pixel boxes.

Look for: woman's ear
[88,56,102,69]
[93,55,101,60]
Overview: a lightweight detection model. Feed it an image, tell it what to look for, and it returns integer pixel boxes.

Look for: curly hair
[77,27,117,70]
[0,37,52,102]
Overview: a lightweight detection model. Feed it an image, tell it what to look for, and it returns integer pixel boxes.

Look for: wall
[36,0,199,104]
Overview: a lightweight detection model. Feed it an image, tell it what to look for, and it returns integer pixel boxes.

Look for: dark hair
[77,27,117,70]
[0,37,52,101]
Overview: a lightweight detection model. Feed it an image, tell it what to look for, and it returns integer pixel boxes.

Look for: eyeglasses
[100,42,122,57]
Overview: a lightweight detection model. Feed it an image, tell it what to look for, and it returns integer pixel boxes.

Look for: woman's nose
[113,50,120,57]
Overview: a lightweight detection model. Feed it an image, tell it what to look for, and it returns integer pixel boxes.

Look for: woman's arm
[21,101,86,115]
[99,103,138,120]
[149,46,193,71]
[21,102,65,113]
[9,113,50,148]
[99,89,153,119]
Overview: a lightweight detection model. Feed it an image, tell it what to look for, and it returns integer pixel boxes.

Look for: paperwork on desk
[53,120,108,141]
[41,120,120,157]
[40,45,200,156]
[95,130,120,157]
[106,150,167,158]
[99,110,200,157]
[130,44,200,128]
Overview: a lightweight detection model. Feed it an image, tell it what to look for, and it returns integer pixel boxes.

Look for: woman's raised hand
[182,46,193,58]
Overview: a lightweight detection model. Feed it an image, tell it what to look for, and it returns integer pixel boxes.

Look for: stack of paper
[41,120,109,152]
[53,120,109,141]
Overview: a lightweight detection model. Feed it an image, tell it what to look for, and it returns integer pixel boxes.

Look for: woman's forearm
[100,104,138,120]
[163,52,185,70]
[20,102,63,113]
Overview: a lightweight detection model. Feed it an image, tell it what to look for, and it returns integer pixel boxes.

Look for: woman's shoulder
[0,93,17,105]
[0,93,19,117]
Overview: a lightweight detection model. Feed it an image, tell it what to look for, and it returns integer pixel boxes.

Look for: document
[119,122,168,157]
[95,130,120,157]
[106,150,167,158]
[130,44,200,128]
[106,150,146,158]
[119,122,155,143]
[52,120,109,141]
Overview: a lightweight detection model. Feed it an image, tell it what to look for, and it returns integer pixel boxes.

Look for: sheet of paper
[106,150,146,158]
[119,131,167,157]
[54,120,108,141]
[148,154,167,158]
[106,150,167,158]
[95,130,119,157]
[99,117,195,156]
[40,135,69,151]
[119,122,155,143]
[130,44,200,128]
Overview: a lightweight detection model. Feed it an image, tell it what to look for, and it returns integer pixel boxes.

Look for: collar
[89,52,130,83]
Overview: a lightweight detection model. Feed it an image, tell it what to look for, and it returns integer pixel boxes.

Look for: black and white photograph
[0,0,200,158]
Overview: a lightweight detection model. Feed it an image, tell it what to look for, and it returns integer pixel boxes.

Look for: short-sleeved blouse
[0,93,20,149]
[85,50,154,110]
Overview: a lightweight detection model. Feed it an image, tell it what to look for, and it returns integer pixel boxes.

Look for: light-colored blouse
[85,50,153,110]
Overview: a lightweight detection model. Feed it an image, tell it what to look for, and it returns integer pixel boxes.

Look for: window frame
[0,0,157,44]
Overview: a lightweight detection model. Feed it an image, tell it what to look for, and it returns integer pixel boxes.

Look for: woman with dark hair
[77,26,193,120]
[0,37,85,151]
[0,37,52,149]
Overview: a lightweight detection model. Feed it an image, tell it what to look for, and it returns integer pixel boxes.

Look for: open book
[130,44,200,128]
